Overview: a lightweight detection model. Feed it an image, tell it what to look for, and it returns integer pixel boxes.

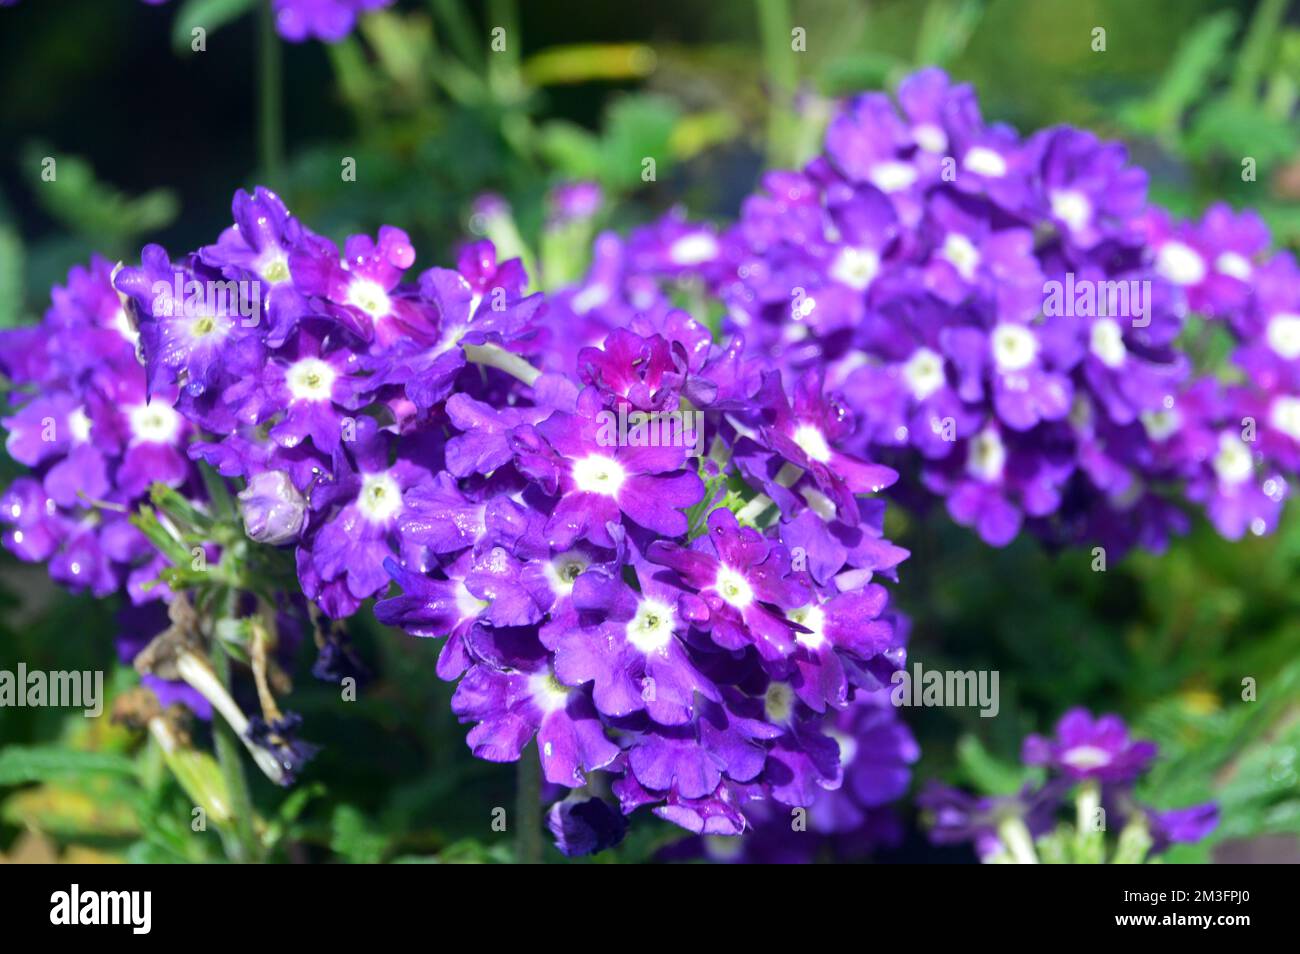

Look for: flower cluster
[658,688,918,862]
[633,68,1295,553]
[0,256,190,603]
[920,708,1217,863]
[99,183,917,838]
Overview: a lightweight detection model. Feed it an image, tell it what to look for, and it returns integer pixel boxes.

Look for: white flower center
[570,283,610,315]
[715,564,754,609]
[869,160,918,193]
[792,423,833,463]
[829,246,880,291]
[1155,241,1207,286]
[1212,433,1254,485]
[571,454,627,496]
[1140,408,1181,442]
[913,123,947,153]
[903,347,946,400]
[788,603,826,649]
[1062,745,1112,770]
[626,597,677,653]
[1050,189,1092,234]
[1266,313,1300,359]
[941,232,981,280]
[963,146,1007,178]
[455,580,489,622]
[967,428,1006,482]
[763,681,795,722]
[129,403,182,445]
[1270,396,1300,442]
[187,310,229,341]
[1089,318,1127,368]
[259,253,291,284]
[991,323,1038,372]
[68,406,92,444]
[544,551,589,596]
[529,670,572,714]
[669,232,719,266]
[357,471,403,523]
[1215,251,1252,281]
[345,278,392,318]
[286,358,337,402]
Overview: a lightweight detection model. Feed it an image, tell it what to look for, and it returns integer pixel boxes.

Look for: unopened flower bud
[237,470,306,546]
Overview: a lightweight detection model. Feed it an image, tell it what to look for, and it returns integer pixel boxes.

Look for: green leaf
[1184,95,1299,163]
[956,734,1036,796]
[1231,0,1288,104]
[0,217,25,328]
[522,43,656,86]
[600,95,681,190]
[22,143,179,249]
[1119,12,1237,138]
[536,121,604,181]
[330,804,389,864]
[0,747,136,786]
[171,0,257,54]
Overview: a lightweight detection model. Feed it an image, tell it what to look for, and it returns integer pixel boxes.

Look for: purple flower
[547,182,604,225]
[453,653,620,788]
[289,225,427,346]
[273,0,394,43]
[1022,707,1158,784]
[1145,802,1219,853]
[546,796,628,857]
[919,781,1061,861]
[553,561,719,724]
[514,387,705,549]
[647,508,808,662]
[199,186,312,347]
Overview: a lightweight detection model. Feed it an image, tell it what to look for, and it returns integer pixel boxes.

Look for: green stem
[211,638,260,863]
[515,743,542,864]
[258,0,284,181]
[756,0,797,169]
[464,342,541,387]
[1075,779,1105,864]
[996,816,1040,865]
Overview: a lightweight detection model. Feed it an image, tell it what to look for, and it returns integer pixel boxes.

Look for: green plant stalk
[1232,0,1289,105]
[1074,779,1105,864]
[997,816,1040,864]
[258,0,285,181]
[756,0,797,169]
[429,0,484,69]
[515,742,542,864]
[211,624,261,863]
